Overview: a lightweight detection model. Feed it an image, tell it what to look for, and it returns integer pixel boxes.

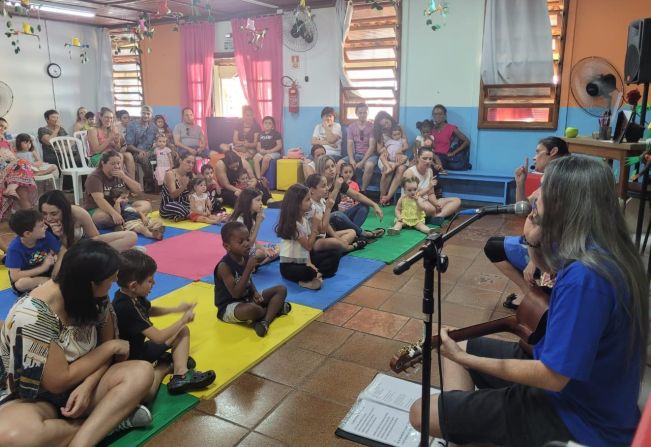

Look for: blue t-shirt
[534,261,641,447]
[5,232,62,271]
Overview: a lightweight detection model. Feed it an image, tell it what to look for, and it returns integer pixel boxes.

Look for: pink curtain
[231,16,283,133]
[180,22,215,129]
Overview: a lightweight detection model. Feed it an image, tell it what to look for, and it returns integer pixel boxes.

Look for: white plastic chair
[28,133,59,190]
[73,130,90,161]
[50,136,94,205]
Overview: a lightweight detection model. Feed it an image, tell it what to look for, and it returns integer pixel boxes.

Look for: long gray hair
[540,155,649,363]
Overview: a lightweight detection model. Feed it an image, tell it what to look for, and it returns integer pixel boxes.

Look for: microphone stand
[393,212,484,447]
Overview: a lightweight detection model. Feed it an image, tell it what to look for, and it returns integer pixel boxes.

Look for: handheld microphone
[458,201,532,216]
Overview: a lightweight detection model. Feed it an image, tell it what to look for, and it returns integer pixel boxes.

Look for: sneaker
[108,405,152,435]
[167,369,216,395]
[279,302,292,316]
[387,228,400,236]
[254,319,269,337]
[159,352,196,370]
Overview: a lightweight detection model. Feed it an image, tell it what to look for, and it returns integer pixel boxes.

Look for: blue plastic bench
[438,170,515,204]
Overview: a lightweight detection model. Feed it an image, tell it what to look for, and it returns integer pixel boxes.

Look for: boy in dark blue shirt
[5,209,64,294]
[113,249,215,397]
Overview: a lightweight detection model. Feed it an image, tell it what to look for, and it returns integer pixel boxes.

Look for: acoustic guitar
[390,286,551,373]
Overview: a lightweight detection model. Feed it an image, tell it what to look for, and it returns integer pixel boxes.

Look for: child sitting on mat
[200,164,225,214]
[337,162,359,212]
[109,186,165,240]
[113,249,216,397]
[388,176,434,236]
[230,188,279,265]
[234,169,273,205]
[305,173,364,252]
[275,183,343,290]
[189,176,228,225]
[213,221,289,337]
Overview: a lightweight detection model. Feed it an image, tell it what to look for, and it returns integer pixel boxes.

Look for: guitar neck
[433,317,516,346]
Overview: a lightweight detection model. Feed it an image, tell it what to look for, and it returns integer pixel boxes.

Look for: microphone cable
[436,246,448,447]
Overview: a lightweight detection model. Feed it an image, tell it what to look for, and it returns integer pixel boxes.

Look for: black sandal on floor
[352,238,368,251]
[370,228,385,238]
[503,293,519,310]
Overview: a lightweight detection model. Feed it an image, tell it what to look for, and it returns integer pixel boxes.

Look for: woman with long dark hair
[410,156,649,447]
[160,151,195,221]
[216,150,271,207]
[0,240,154,446]
[39,190,137,251]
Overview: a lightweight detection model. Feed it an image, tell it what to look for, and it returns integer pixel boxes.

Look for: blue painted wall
[282,103,601,175]
[150,105,183,129]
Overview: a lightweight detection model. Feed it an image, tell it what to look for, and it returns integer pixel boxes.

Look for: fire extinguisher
[282,76,299,114]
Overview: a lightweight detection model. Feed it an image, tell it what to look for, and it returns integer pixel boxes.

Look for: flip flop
[503,293,519,310]
[370,228,385,238]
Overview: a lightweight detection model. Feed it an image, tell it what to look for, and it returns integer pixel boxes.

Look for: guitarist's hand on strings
[438,327,468,364]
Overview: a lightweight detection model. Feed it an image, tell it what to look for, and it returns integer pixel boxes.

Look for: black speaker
[624,18,651,84]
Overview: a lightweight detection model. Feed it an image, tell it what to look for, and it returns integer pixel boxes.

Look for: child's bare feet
[150,229,164,240]
[299,278,322,290]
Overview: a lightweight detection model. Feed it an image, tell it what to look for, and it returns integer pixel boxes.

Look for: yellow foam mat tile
[271,192,284,201]
[150,281,321,399]
[148,211,210,231]
[0,266,11,291]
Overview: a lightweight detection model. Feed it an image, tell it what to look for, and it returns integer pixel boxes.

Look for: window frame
[477,0,569,130]
[213,55,249,118]
[340,0,402,125]
[110,31,145,118]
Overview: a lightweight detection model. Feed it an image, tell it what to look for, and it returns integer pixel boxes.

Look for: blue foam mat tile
[0,288,19,320]
[201,256,384,311]
[109,272,193,302]
[199,209,280,244]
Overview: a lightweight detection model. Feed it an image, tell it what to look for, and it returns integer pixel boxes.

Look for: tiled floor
[2,194,649,446]
[140,212,529,447]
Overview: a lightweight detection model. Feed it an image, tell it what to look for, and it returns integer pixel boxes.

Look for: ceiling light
[40,5,96,18]
[239,0,279,9]
[7,1,96,18]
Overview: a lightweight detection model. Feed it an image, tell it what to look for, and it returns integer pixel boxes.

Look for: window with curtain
[213,57,248,117]
[478,0,568,130]
[110,31,144,117]
[340,0,401,124]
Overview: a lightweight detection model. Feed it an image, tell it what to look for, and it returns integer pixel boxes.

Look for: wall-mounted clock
[47,63,62,79]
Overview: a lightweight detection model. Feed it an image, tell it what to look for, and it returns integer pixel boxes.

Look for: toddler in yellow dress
[387,176,434,235]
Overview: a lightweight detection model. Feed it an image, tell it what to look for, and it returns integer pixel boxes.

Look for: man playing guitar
[409,156,648,446]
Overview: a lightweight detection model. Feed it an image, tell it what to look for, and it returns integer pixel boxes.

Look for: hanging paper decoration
[64,37,90,63]
[3,20,40,54]
[129,12,155,54]
[2,0,43,54]
[424,0,449,31]
[240,18,268,50]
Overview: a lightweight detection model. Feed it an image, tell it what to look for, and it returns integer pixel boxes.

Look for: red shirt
[432,124,457,155]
